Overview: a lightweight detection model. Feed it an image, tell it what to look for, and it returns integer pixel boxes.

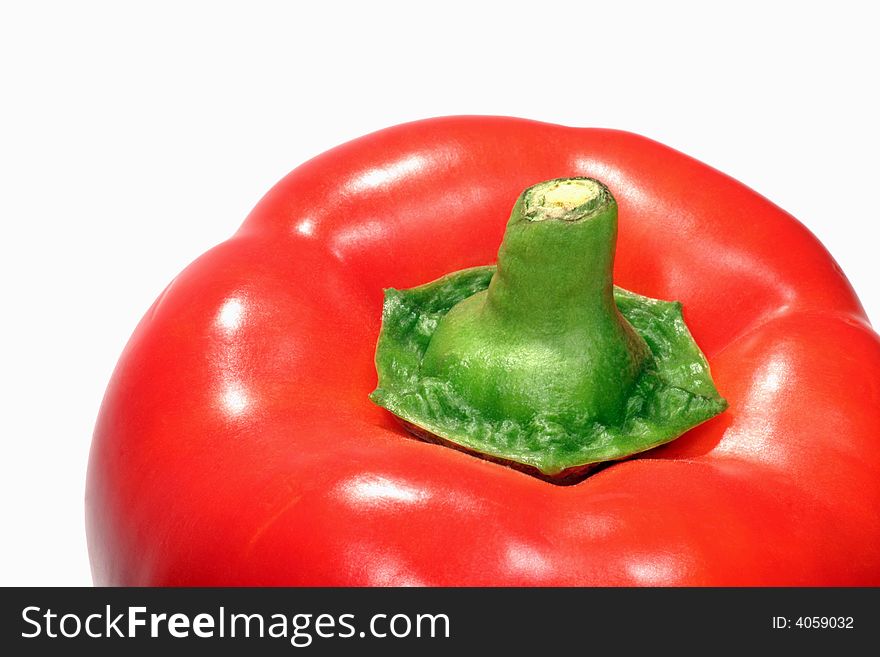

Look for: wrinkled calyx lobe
[371,177,726,479]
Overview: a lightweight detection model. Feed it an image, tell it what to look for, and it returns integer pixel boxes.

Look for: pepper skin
[86,116,880,585]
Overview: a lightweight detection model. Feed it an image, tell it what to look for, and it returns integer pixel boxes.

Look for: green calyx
[370,178,727,480]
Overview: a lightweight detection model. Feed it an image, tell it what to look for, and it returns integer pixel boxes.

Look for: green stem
[420,178,649,426]
[489,178,621,331]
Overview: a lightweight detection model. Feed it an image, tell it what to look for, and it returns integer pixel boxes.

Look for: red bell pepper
[86,116,880,585]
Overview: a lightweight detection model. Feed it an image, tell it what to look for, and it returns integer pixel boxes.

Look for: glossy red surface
[86,117,880,585]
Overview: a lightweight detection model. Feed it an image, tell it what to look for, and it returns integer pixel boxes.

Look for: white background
[1,1,877,586]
